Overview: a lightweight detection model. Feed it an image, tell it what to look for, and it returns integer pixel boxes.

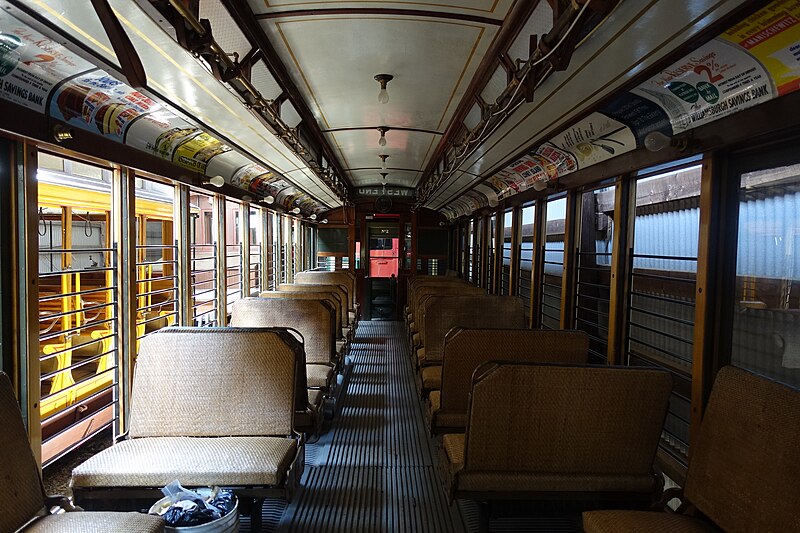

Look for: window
[540,196,566,329]
[731,159,800,389]
[501,210,513,295]
[487,214,496,292]
[518,204,536,323]
[190,191,218,326]
[626,160,702,464]
[574,185,615,363]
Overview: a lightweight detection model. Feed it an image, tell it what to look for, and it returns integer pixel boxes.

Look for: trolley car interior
[1,0,799,531]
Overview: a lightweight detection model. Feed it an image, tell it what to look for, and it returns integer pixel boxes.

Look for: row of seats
[405,276,800,531]
[3,270,359,531]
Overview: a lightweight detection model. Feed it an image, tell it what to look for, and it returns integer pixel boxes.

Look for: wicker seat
[415,295,526,370]
[428,328,589,433]
[232,297,339,383]
[439,363,672,509]
[0,372,164,533]
[71,328,304,529]
[294,270,359,325]
[261,290,349,342]
[583,366,800,533]
[279,283,353,330]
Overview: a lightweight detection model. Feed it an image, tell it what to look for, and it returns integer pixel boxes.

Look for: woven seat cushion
[348,310,356,322]
[412,332,420,346]
[343,327,351,339]
[428,390,440,417]
[416,347,425,366]
[71,436,297,488]
[428,392,466,430]
[308,389,324,409]
[421,365,442,391]
[22,512,164,532]
[306,364,334,388]
[442,433,464,468]
[582,510,718,533]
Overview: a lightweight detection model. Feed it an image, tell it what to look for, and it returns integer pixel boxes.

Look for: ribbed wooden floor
[275,321,465,532]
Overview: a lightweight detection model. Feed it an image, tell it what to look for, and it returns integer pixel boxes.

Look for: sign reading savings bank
[443,0,800,220]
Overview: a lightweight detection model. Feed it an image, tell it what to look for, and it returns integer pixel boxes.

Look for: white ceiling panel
[247,0,513,18]
[327,129,439,175]
[259,16,496,132]
[348,169,420,187]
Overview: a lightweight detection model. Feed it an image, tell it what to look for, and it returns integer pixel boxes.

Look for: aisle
[278,321,465,532]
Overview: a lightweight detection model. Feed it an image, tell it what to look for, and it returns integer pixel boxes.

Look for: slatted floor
[274,321,465,532]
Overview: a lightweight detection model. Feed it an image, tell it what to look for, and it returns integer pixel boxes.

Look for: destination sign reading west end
[357,187,415,197]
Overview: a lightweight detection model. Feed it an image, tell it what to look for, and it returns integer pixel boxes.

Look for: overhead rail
[159,0,350,204]
[414,0,618,210]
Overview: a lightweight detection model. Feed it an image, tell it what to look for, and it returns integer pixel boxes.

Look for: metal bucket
[149,489,239,533]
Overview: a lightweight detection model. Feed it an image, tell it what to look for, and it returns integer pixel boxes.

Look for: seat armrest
[653,486,690,513]
[44,495,82,512]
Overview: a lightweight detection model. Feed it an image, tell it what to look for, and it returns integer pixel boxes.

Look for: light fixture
[241,194,253,203]
[261,195,274,204]
[310,214,317,220]
[380,172,388,186]
[532,179,548,192]
[488,197,499,208]
[292,207,301,214]
[203,175,225,188]
[379,154,389,170]
[377,126,388,147]
[53,124,73,142]
[321,218,328,224]
[644,130,689,152]
[374,74,393,104]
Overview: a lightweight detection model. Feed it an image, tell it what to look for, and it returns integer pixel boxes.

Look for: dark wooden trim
[323,126,444,135]
[559,190,578,329]
[690,152,716,453]
[419,0,543,189]
[254,7,503,26]
[606,176,631,366]
[223,0,352,190]
[433,0,766,211]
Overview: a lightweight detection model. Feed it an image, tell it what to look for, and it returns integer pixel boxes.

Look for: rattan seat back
[231,298,335,365]
[421,296,526,363]
[0,372,47,531]
[261,290,344,336]
[279,283,350,324]
[437,329,589,425]
[130,328,298,438]
[295,271,356,310]
[465,363,671,480]
[682,366,800,533]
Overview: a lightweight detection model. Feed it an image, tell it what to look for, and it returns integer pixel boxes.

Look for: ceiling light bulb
[322,218,328,224]
[310,214,317,220]
[532,179,548,192]
[379,134,387,147]
[374,74,393,104]
[241,195,253,203]
[205,175,225,188]
[262,195,275,204]
[292,207,301,214]
[644,130,672,152]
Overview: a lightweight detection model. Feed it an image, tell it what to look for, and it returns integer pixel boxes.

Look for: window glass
[518,205,536,323]
[540,197,566,329]
[732,161,800,389]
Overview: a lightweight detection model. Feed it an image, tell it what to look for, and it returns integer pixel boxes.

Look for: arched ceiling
[241,0,522,189]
